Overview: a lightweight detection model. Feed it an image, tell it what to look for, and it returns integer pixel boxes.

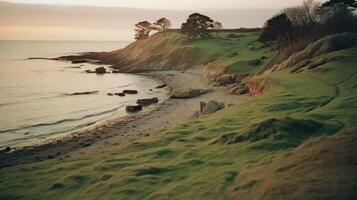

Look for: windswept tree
[318,0,357,33]
[212,21,223,38]
[284,0,321,27]
[181,13,214,39]
[134,21,152,40]
[259,13,294,48]
[321,0,357,8]
[154,18,172,32]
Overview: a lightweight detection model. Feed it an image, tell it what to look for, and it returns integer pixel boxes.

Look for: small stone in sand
[4,147,11,152]
[123,90,138,94]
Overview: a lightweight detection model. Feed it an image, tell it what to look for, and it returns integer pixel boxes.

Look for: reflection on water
[0,41,169,148]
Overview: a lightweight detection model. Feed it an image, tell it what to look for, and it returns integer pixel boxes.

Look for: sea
[0,41,169,148]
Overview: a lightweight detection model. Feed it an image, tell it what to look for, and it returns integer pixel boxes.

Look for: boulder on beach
[95,67,106,74]
[229,84,248,95]
[215,74,240,86]
[112,70,120,74]
[126,105,142,112]
[115,93,125,97]
[200,101,225,115]
[123,90,138,94]
[170,89,209,99]
[107,93,114,96]
[4,147,11,152]
[137,98,159,106]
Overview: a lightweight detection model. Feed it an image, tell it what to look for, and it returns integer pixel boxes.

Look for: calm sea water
[0,41,169,148]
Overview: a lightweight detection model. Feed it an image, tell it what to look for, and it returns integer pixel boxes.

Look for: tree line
[259,0,357,50]
[134,14,223,40]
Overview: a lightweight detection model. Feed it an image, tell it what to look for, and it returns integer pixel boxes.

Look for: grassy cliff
[1,32,357,200]
[78,30,276,75]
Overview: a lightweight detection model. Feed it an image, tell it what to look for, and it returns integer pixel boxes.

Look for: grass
[133,31,277,74]
[0,33,357,200]
[181,32,277,74]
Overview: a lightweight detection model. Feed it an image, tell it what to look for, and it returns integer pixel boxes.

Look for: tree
[134,21,152,40]
[259,13,294,48]
[318,0,357,33]
[212,21,223,38]
[321,0,357,8]
[181,13,214,39]
[154,18,172,32]
[284,0,321,27]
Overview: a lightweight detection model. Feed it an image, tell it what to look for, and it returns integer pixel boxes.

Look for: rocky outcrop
[126,105,142,112]
[95,67,106,74]
[200,101,225,115]
[115,93,125,97]
[170,89,210,99]
[229,84,248,95]
[137,98,159,106]
[214,74,240,86]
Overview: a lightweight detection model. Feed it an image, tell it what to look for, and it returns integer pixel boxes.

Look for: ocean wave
[0,105,126,134]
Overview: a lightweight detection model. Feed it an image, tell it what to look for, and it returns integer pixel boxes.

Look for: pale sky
[0,0,310,41]
[4,0,306,10]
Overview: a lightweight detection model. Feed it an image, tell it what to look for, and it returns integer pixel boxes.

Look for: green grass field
[0,32,356,200]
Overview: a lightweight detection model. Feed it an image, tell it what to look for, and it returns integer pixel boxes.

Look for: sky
[0,0,308,41]
[4,0,306,10]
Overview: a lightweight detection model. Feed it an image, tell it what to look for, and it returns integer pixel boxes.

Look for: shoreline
[0,70,249,168]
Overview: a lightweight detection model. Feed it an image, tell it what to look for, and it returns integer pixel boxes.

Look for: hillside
[1,32,357,199]
[63,30,276,77]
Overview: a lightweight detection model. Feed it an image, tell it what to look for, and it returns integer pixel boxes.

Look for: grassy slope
[181,32,276,74]
[1,34,357,200]
[109,31,275,74]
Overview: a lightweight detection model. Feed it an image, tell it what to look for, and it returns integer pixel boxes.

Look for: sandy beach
[0,69,249,168]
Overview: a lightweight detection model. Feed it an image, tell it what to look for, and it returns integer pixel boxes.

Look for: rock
[170,89,209,99]
[46,154,55,159]
[112,70,120,73]
[107,93,114,96]
[200,102,207,113]
[95,67,106,74]
[126,105,142,112]
[246,59,262,66]
[191,111,200,119]
[215,74,239,86]
[4,147,11,152]
[115,93,125,97]
[72,59,87,64]
[200,101,225,115]
[123,90,138,94]
[156,84,167,89]
[136,98,159,106]
[230,84,248,95]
